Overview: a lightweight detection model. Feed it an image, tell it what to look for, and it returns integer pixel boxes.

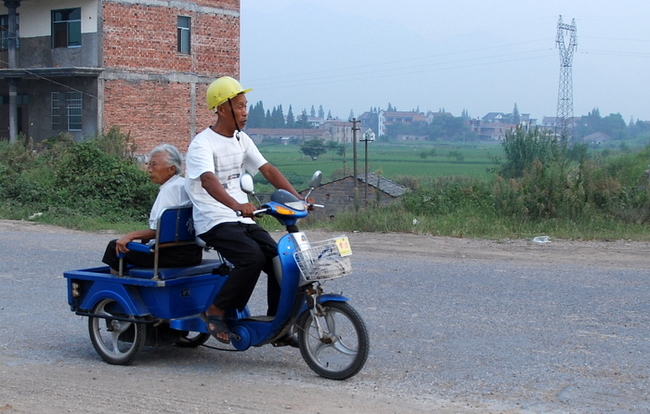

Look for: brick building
[0,0,240,153]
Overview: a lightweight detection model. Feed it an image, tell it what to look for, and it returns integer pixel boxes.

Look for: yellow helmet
[206,76,252,111]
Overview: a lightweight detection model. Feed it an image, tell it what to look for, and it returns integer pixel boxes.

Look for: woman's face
[147,152,175,185]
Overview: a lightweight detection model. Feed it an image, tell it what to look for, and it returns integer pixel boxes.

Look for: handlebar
[253,207,271,216]
[236,208,268,217]
[235,202,323,217]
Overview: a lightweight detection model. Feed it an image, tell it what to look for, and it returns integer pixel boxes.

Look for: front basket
[293,237,352,282]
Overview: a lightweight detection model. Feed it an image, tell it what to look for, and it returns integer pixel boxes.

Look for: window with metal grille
[52,91,82,131]
[0,14,19,50]
[52,8,81,48]
[177,16,190,54]
[66,92,82,131]
[51,92,61,131]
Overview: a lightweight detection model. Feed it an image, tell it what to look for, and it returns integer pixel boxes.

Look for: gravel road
[1,220,649,413]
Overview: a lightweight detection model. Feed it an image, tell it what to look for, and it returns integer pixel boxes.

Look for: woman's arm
[115,228,156,254]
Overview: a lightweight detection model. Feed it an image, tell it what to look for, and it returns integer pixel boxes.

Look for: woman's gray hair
[150,144,183,175]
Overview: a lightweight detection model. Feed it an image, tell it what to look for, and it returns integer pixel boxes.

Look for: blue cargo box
[64,261,227,320]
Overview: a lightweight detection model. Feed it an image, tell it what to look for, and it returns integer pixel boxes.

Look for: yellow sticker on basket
[335,236,352,256]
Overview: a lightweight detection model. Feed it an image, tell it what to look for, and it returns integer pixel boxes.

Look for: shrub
[53,139,156,219]
[493,159,584,220]
[401,176,493,216]
[0,129,156,225]
[393,175,420,191]
[0,135,37,174]
[499,126,560,178]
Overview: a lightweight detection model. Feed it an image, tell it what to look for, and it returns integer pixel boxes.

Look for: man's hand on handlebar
[235,202,258,218]
[304,197,316,211]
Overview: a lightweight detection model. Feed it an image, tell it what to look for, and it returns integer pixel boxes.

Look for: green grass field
[258,141,503,185]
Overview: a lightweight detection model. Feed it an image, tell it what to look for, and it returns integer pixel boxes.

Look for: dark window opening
[177,16,190,54]
[0,14,19,50]
[52,8,81,48]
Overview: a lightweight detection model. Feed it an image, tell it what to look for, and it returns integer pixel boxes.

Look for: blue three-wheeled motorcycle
[64,171,369,380]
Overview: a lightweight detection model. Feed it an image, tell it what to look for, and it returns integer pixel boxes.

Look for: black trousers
[102,240,203,274]
[198,222,280,316]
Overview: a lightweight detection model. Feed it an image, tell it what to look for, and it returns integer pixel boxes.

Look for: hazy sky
[240,1,650,123]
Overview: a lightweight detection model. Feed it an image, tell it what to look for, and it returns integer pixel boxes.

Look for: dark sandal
[202,314,231,344]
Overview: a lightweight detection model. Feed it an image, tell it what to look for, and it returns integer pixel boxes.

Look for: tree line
[575,108,649,143]
[247,101,334,129]
[247,99,650,145]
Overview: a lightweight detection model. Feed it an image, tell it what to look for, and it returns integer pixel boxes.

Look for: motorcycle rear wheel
[297,301,369,380]
[88,298,146,365]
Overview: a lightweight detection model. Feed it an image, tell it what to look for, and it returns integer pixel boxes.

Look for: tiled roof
[356,172,408,197]
[309,173,409,198]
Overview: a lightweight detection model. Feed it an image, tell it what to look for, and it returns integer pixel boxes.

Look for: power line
[247,38,551,85]
[578,49,650,58]
[249,48,556,91]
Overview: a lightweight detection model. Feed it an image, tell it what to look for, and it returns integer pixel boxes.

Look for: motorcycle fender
[299,294,350,315]
[317,294,349,304]
[82,284,150,316]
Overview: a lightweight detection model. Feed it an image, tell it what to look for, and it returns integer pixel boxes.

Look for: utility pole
[4,0,21,143]
[300,110,306,144]
[351,118,360,209]
[555,15,577,141]
[361,128,375,207]
[342,125,347,175]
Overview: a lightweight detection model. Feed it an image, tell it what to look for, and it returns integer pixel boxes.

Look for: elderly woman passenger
[102,144,202,275]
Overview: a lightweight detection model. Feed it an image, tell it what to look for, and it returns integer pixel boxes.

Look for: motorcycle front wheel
[296,301,369,380]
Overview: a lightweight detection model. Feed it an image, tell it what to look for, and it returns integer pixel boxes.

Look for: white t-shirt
[148,174,191,230]
[185,128,268,234]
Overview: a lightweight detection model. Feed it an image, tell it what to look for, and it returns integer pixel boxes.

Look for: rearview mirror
[240,173,255,194]
[310,171,322,189]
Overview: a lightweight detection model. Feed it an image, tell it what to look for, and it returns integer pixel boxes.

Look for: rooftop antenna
[555,15,577,141]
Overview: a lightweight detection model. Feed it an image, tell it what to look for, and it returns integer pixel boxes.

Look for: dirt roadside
[314,228,650,270]
[5,218,650,269]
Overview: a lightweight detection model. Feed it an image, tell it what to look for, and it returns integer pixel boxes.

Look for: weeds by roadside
[323,127,650,241]
[1,127,650,241]
[0,128,156,230]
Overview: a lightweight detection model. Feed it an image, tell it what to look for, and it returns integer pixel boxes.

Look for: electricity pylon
[555,15,577,141]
